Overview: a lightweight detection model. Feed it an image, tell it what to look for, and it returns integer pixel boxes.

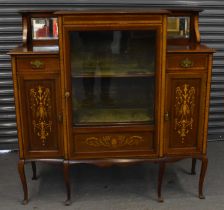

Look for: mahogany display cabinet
[9,9,214,205]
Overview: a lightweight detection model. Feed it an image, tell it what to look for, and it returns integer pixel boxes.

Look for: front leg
[18,160,28,204]
[199,157,208,199]
[63,160,71,205]
[158,161,166,202]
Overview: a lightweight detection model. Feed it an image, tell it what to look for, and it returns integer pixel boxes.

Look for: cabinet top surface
[9,44,215,55]
[8,46,59,55]
[20,8,203,16]
[167,44,215,53]
[54,8,170,15]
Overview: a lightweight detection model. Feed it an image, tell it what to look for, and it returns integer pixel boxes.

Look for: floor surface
[0,141,224,210]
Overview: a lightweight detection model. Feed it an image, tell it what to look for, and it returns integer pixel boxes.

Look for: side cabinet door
[18,74,63,158]
[164,73,207,155]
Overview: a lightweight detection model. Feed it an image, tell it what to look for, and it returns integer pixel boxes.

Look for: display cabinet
[9,9,214,205]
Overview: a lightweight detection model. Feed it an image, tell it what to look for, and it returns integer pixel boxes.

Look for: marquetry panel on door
[164,73,207,155]
[18,74,63,158]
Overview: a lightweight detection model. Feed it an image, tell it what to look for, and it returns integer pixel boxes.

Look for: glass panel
[167,16,190,38]
[32,18,58,39]
[70,30,156,125]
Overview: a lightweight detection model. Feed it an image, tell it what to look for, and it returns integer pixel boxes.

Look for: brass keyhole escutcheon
[30,60,44,69]
[180,58,193,68]
[65,91,70,98]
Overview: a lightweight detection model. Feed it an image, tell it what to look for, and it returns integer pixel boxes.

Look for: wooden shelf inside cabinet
[73,108,154,125]
[73,121,155,127]
[71,72,155,78]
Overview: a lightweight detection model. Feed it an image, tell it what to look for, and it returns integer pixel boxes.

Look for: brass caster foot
[65,199,71,206]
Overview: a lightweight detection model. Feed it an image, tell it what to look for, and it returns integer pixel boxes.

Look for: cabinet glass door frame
[60,20,166,158]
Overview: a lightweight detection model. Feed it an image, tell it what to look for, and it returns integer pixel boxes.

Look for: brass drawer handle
[30,60,45,69]
[180,58,193,68]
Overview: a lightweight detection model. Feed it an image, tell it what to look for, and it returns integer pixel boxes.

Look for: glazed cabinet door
[164,73,207,155]
[62,25,165,159]
[17,74,63,158]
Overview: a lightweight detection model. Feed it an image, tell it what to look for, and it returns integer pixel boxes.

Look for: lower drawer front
[71,130,155,158]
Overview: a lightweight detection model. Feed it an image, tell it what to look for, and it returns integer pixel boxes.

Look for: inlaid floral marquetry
[174,84,196,143]
[85,135,144,149]
[30,86,52,146]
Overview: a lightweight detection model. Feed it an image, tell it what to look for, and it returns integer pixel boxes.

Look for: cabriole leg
[63,160,71,205]
[191,158,197,175]
[158,161,166,202]
[31,161,37,180]
[199,157,208,199]
[18,160,28,204]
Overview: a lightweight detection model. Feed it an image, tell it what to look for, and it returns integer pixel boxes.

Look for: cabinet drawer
[16,56,60,72]
[71,128,156,158]
[167,54,208,71]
